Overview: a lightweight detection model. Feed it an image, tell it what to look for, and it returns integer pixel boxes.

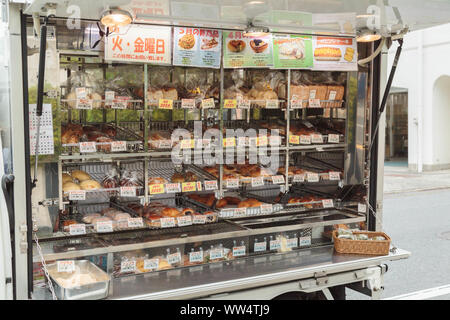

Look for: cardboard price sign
[68,190,86,201]
[111,141,127,152]
[224,99,237,109]
[69,224,86,235]
[149,184,165,195]
[181,182,197,193]
[79,142,97,153]
[181,99,195,109]
[57,260,75,273]
[158,99,173,109]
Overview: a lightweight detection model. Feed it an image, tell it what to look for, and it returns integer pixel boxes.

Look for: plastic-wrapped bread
[79,179,101,190]
[326,85,345,101]
[290,85,310,100]
[82,213,102,224]
[147,88,164,102]
[308,85,327,100]
[162,88,178,100]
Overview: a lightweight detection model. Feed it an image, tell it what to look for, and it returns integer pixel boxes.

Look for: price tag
[270,239,281,251]
[300,236,312,247]
[112,100,127,109]
[149,184,165,195]
[75,87,86,99]
[79,142,97,153]
[69,224,86,235]
[165,183,181,193]
[196,181,202,191]
[158,99,173,109]
[308,99,321,108]
[328,134,340,143]
[293,174,305,183]
[309,90,317,99]
[257,136,268,147]
[96,220,113,233]
[76,98,93,110]
[265,100,279,109]
[237,136,246,147]
[232,246,246,257]
[105,90,115,103]
[201,98,215,109]
[193,215,207,224]
[329,172,341,181]
[120,260,136,273]
[286,238,299,249]
[181,182,196,193]
[177,216,193,227]
[111,141,127,152]
[220,208,235,218]
[225,178,239,189]
[234,207,247,217]
[307,173,320,183]
[251,177,264,187]
[289,135,300,145]
[300,135,312,145]
[57,260,75,273]
[127,217,144,228]
[358,203,367,213]
[167,252,182,265]
[181,99,195,109]
[180,139,194,149]
[291,98,303,109]
[224,99,237,109]
[238,99,250,109]
[322,199,334,208]
[271,175,285,185]
[311,134,324,144]
[68,190,86,201]
[269,135,282,146]
[120,186,136,197]
[189,251,204,263]
[254,241,267,252]
[144,258,159,271]
[223,137,236,148]
[328,91,337,101]
[160,217,176,228]
[204,180,218,191]
[209,249,223,260]
[260,204,273,214]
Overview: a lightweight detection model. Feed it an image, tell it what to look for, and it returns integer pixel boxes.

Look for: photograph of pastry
[249,39,268,53]
[201,38,219,50]
[314,47,342,61]
[344,47,355,62]
[278,38,305,60]
[227,39,246,53]
[178,33,196,50]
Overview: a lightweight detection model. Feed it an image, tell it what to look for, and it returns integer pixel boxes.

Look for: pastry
[91,216,113,225]
[250,39,268,53]
[62,173,73,184]
[62,182,81,192]
[178,33,195,50]
[238,198,262,208]
[79,179,101,190]
[71,170,91,182]
[201,38,218,50]
[227,40,246,53]
[148,177,168,185]
[314,47,342,61]
[161,207,181,218]
[171,173,185,183]
[163,88,178,100]
[82,213,102,224]
[62,220,78,227]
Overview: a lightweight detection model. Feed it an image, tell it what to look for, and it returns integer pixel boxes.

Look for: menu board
[312,36,357,71]
[223,31,273,68]
[173,27,221,68]
[272,34,313,69]
[105,25,171,64]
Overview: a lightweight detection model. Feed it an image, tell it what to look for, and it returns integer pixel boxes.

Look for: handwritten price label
[270,239,281,251]
[322,199,334,208]
[120,186,136,197]
[144,258,159,271]
[158,99,173,109]
[307,173,320,183]
[177,216,193,227]
[328,134,340,143]
[293,174,305,183]
[291,98,304,109]
[79,142,97,153]
[286,238,299,249]
[311,134,324,144]
[76,99,93,110]
[96,220,113,233]
[68,190,86,201]
[329,172,341,181]
[251,177,264,187]
[271,175,285,185]
[165,183,181,193]
[111,141,127,152]
[189,251,204,263]
[127,217,144,228]
[209,249,224,260]
[193,215,207,224]
[160,217,176,228]
[167,252,181,265]
[69,224,86,235]
[181,182,197,193]
[300,135,312,144]
[234,207,247,217]
[121,260,136,273]
[181,99,195,109]
[57,260,75,273]
[201,98,215,109]
[238,99,250,109]
[225,179,239,189]
[289,135,300,144]
[232,246,246,257]
[254,241,267,252]
[224,99,237,109]
[204,180,218,191]
[149,184,165,195]
[308,98,321,108]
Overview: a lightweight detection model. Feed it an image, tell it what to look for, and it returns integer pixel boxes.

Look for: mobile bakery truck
[0,0,448,301]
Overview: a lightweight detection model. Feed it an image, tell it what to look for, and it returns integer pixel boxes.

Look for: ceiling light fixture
[243,24,269,37]
[357,29,382,42]
[100,8,133,28]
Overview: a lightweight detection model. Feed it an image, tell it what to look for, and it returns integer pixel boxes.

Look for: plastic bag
[102,167,119,189]
[63,65,104,108]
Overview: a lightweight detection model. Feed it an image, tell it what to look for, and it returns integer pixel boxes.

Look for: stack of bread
[62,170,101,193]
[61,123,118,147]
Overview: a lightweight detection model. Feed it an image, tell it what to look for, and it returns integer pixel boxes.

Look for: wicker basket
[333,231,391,256]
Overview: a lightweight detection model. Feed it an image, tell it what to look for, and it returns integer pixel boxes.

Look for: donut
[181,208,195,216]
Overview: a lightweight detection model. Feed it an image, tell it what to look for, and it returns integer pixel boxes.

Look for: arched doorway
[432,75,450,169]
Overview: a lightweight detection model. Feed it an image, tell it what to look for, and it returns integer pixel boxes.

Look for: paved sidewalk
[384,164,450,194]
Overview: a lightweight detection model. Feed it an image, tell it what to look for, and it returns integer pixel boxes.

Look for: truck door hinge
[314,271,329,286]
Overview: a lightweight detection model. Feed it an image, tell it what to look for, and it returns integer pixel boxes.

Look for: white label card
[220,208,235,218]
[232,246,246,257]
[286,238,299,249]
[177,216,193,227]
[112,100,127,109]
[293,174,305,183]
[181,99,196,109]
[204,180,218,191]
[358,203,367,213]
[328,134,340,143]
[96,220,113,233]
[251,177,264,187]
[193,215,207,224]
[311,134,324,144]
[260,204,273,215]
[307,173,320,183]
[57,261,75,273]
[265,100,279,109]
[329,91,337,101]
[234,207,247,217]
[270,239,281,251]
[329,172,341,181]
[120,186,136,197]
[167,252,181,265]
[160,217,176,228]
[300,236,312,247]
[225,179,239,189]
[201,98,215,109]
[127,217,144,228]
[322,199,334,208]
[69,224,86,235]
[300,135,312,144]
[209,249,223,260]
[79,142,97,153]
[189,251,204,263]
[238,100,250,109]
[76,99,93,110]
[291,98,303,109]
[271,175,285,184]
[254,242,267,252]
[68,190,86,201]
[144,258,159,271]
[111,141,127,152]
[165,183,181,193]
[121,260,136,273]
[309,99,321,108]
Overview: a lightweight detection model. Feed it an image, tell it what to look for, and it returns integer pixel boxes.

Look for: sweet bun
[181,208,195,216]
[171,173,185,183]
[71,170,91,182]
[79,179,101,190]
[161,207,181,218]
[62,173,73,184]
[216,199,228,209]
[63,182,81,192]
[223,197,241,205]
[148,177,168,185]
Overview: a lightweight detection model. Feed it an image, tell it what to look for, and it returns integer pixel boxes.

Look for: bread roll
[149,177,168,185]
[163,88,178,100]
[62,173,73,184]
[171,173,185,183]
[290,85,310,101]
[161,207,181,218]
[63,182,81,192]
[71,170,91,182]
[79,179,101,190]
[82,213,102,224]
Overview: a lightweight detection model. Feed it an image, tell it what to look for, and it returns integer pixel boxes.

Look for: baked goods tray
[61,124,143,154]
[47,260,110,300]
[60,99,144,110]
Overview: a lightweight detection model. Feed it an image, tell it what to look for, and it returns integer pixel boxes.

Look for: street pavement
[347,165,450,300]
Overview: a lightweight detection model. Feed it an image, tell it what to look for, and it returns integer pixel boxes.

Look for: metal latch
[20,241,28,253]
[314,271,329,286]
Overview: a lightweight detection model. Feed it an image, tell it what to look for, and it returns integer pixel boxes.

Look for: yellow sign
[182,182,197,193]
[159,99,173,109]
[149,184,165,195]
[289,135,300,144]
[180,139,195,149]
[224,99,237,109]
[223,137,236,148]
[257,136,268,147]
